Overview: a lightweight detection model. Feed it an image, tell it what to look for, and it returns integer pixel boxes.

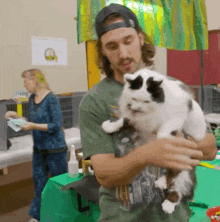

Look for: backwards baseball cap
[95,3,140,38]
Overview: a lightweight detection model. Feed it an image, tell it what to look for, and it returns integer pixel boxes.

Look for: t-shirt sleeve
[78,95,116,160]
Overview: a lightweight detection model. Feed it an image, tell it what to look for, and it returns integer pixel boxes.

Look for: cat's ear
[155,80,163,86]
[147,77,163,88]
[148,77,163,85]
[123,74,135,83]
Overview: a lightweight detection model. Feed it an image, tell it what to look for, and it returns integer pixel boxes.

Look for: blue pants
[29,150,67,221]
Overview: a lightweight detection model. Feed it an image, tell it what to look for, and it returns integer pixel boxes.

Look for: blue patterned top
[28,92,66,151]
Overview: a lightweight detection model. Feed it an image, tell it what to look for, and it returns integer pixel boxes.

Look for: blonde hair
[21,69,51,90]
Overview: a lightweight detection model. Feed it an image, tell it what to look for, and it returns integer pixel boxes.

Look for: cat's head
[122,68,165,114]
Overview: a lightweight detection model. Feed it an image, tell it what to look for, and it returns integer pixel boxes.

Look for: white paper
[31,36,67,66]
[7,118,27,132]
[12,90,29,100]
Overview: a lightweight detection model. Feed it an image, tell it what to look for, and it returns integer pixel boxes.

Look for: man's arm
[91,153,145,189]
[92,137,203,189]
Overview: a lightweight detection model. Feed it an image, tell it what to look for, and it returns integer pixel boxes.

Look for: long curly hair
[96,14,155,78]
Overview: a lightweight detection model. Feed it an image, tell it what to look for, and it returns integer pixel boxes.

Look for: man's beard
[115,58,143,75]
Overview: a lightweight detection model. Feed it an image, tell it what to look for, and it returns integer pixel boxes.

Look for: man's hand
[188,134,217,161]
[139,137,203,171]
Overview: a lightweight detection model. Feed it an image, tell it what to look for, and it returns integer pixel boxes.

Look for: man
[78,4,217,221]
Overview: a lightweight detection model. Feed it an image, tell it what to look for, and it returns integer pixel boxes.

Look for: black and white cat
[102,68,206,214]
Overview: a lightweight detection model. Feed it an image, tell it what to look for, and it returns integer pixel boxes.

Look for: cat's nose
[134,105,142,110]
[131,108,142,113]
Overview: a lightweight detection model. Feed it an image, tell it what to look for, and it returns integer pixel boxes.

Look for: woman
[5,69,67,222]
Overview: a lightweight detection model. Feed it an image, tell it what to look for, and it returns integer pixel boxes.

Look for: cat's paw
[155,176,167,190]
[190,130,206,142]
[102,120,116,133]
[102,118,125,133]
[162,200,176,214]
[156,133,172,139]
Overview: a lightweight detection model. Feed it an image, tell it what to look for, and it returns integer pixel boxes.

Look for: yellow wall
[86,41,100,89]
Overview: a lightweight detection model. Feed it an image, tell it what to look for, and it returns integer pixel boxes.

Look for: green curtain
[77,0,208,50]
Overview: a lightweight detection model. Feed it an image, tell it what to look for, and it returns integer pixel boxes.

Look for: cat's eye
[144,101,150,103]
[132,98,137,101]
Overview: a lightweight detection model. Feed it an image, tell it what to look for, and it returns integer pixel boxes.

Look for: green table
[189,154,220,222]
[40,173,100,222]
[40,154,220,222]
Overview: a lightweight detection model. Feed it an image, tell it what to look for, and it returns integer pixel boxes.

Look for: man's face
[101,20,144,76]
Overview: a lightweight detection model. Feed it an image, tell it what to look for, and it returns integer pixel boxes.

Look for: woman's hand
[4,111,19,119]
[4,111,27,121]
[20,122,35,131]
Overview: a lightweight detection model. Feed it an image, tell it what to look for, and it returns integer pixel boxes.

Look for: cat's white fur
[103,68,206,141]
[102,68,206,214]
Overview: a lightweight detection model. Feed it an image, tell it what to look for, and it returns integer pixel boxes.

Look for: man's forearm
[93,149,147,188]
[93,137,204,189]
[197,133,217,160]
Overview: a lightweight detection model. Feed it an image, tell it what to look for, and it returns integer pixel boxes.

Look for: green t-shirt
[79,77,123,159]
[78,77,207,221]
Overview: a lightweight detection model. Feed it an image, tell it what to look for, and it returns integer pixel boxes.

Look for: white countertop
[205,113,220,124]
[0,127,81,168]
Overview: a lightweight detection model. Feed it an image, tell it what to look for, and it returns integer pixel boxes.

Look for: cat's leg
[156,117,186,139]
[162,174,181,214]
[154,175,167,190]
[102,117,126,133]
[183,100,206,141]
[161,169,181,214]
[162,193,180,214]
[155,168,178,191]
[162,171,193,214]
